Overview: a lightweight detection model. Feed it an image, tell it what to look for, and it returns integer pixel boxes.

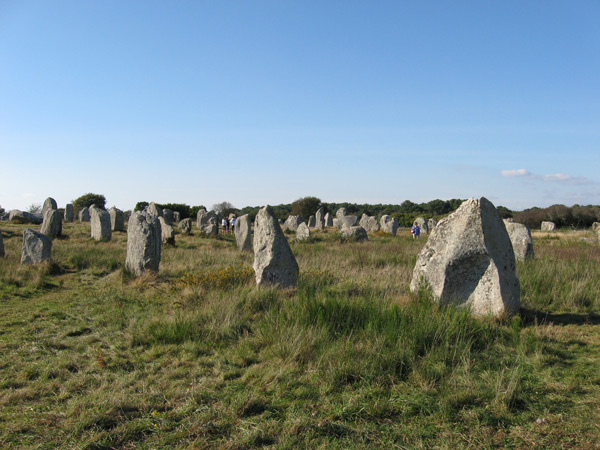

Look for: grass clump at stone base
[1,222,600,449]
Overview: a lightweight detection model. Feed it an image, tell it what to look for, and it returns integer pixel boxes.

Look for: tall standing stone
[410,197,520,318]
[541,221,556,232]
[109,207,125,232]
[307,215,316,228]
[162,209,174,225]
[147,202,163,217]
[284,215,304,232]
[90,206,112,241]
[125,211,161,276]
[359,214,380,232]
[179,218,192,235]
[40,209,62,239]
[173,211,180,223]
[159,216,175,245]
[42,197,57,218]
[414,217,429,234]
[64,203,74,222]
[235,214,252,252]
[296,222,311,241]
[324,212,333,227]
[21,228,52,264]
[79,207,90,222]
[197,209,218,235]
[380,215,399,236]
[253,205,299,288]
[504,220,534,261]
[336,208,347,219]
[315,207,325,230]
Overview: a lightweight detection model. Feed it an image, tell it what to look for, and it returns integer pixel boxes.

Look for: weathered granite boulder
[324,212,333,227]
[125,211,161,276]
[9,210,43,224]
[197,209,218,235]
[336,208,347,219]
[0,231,4,257]
[380,215,399,236]
[337,215,357,229]
[159,216,175,245]
[359,214,380,232]
[414,217,429,234]
[428,218,438,230]
[541,221,556,232]
[173,211,180,223]
[40,209,62,239]
[42,197,57,218]
[308,215,316,228]
[284,215,305,232]
[90,206,112,241]
[235,214,252,252]
[179,218,192,234]
[341,226,368,242]
[21,228,52,264]
[253,205,299,288]
[64,203,74,222]
[162,209,174,225]
[410,197,520,318]
[296,222,311,241]
[504,220,534,261]
[147,202,163,217]
[315,207,325,230]
[79,207,90,222]
[109,207,125,231]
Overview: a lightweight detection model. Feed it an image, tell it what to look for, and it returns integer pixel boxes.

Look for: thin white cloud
[501,169,591,185]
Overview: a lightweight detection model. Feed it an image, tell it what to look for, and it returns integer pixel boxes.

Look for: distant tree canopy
[291,196,321,219]
[513,204,600,229]
[73,193,106,211]
[134,202,204,220]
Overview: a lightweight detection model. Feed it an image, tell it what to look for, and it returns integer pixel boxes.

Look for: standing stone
[179,218,192,234]
[284,215,305,232]
[380,215,399,236]
[504,220,534,261]
[253,205,299,288]
[541,221,556,232]
[162,209,174,225]
[414,217,429,234]
[324,212,333,227]
[147,202,163,217]
[90,206,112,241]
[336,208,347,219]
[159,217,175,245]
[197,209,218,235]
[79,207,90,222]
[0,231,4,257]
[40,209,62,239]
[125,211,161,276]
[109,207,125,232]
[173,211,180,223]
[359,214,380,232]
[592,222,600,232]
[410,197,520,318]
[308,215,316,228]
[296,222,311,241]
[315,207,325,230]
[235,214,252,252]
[64,204,74,222]
[337,215,357,229]
[341,226,368,241]
[42,197,57,217]
[428,218,438,230]
[21,228,52,264]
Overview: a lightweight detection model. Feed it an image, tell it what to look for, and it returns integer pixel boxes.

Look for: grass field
[1,221,600,449]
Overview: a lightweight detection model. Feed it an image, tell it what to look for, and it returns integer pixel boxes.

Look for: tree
[73,193,106,211]
[291,196,321,219]
[134,201,149,212]
[28,203,42,214]
[212,201,235,214]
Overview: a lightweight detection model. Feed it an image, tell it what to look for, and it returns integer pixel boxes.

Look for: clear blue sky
[1,1,598,212]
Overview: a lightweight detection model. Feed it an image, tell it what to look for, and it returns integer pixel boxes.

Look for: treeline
[512,204,600,230]
[134,202,206,219]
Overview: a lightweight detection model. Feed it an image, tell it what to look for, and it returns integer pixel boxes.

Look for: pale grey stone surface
[125,211,161,276]
[410,197,520,318]
[338,215,357,229]
[179,218,192,234]
[159,216,175,245]
[308,215,316,228]
[541,221,557,232]
[196,209,218,235]
[162,209,174,225]
[336,208,347,219]
[253,205,299,288]
[315,207,325,230]
[90,206,112,241]
[40,209,62,239]
[324,212,333,227]
[592,222,600,232]
[79,207,90,222]
[64,204,74,222]
[413,217,429,234]
[147,202,163,217]
[235,214,252,252]
[109,207,125,232]
[42,197,57,218]
[21,228,52,264]
[284,215,304,232]
[296,222,311,241]
[9,210,43,224]
[428,218,438,230]
[380,215,399,235]
[504,220,534,261]
[341,226,368,241]
[359,214,380,232]
[173,211,180,223]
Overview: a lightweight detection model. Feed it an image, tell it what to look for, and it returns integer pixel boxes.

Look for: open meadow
[1,222,600,449]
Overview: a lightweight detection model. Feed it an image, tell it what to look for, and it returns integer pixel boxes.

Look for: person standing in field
[231,216,236,234]
[411,223,420,239]
[222,217,228,234]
